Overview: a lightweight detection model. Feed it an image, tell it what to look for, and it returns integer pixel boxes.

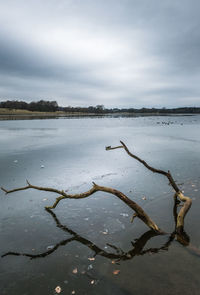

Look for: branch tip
[105,144,123,150]
[130,213,138,223]
[26,179,31,186]
[1,187,8,194]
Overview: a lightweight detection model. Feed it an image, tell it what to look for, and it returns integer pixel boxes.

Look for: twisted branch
[106,141,192,234]
[1,181,162,233]
[1,142,193,236]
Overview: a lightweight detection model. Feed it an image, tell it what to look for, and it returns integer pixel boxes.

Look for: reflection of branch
[1,237,75,259]
[106,141,192,234]
[2,209,170,261]
[141,232,176,255]
[2,207,199,261]
[2,198,199,260]
[1,181,161,233]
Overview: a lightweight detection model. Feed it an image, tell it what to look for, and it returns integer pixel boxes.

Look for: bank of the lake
[0,107,199,120]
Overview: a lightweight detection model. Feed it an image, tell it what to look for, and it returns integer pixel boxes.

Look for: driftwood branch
[106,141,179,191]
[1,181,161,233]
[106,141,192,235]
[1,141,193,244]
[175,191,192,234]
[1,180,69,198]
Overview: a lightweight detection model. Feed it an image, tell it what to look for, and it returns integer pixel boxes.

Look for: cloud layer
[0,0,200,107]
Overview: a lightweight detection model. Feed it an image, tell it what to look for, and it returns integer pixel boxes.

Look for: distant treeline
[0,100,59,112]
[61,106,200,114]
[0,100,200,114]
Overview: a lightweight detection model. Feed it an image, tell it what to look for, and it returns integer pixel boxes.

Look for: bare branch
[112,140,180,192]
[105,145,123,150]
[130,213,138,223]
[106,141,192,232]
[1,142,192,236]
[1,184,30,194]
[1,180,69,197]
[1,182,162,233]
[106,141,180,192]
[176,192,192,235]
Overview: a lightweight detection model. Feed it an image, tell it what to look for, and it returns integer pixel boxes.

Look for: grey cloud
[0,0,200,107]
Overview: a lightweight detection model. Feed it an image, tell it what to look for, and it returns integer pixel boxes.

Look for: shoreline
[0,109,197,121]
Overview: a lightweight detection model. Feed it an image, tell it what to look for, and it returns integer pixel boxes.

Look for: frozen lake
[0,115,200,295]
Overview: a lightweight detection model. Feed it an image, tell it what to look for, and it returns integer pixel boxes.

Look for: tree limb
[1,181,162,233]
[1,142,193,236]
[106,141,192,234]
[175,192,192,236]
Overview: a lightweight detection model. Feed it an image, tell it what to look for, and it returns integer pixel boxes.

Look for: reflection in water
[1,115,200,295]
[3,202,196,261]
[2,196,200,261]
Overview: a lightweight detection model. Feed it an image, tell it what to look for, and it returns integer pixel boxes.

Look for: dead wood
[106,141,192,235]
[1,141,193,240]
[1,181,161,233]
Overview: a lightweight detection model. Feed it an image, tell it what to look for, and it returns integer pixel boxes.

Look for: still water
[0,115,200,295]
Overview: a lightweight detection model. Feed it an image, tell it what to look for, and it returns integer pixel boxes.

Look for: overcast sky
[0,0,200,108]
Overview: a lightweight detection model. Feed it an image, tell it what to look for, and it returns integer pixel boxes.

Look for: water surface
[0,115,200,295]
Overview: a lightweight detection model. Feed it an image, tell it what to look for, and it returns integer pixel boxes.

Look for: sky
[0,0,200,108]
